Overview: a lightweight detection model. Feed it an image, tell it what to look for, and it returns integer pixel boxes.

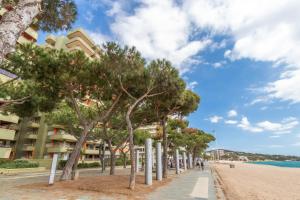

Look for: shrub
[57,160,100,170]
[0,160,39,169]
[115,158,131,166]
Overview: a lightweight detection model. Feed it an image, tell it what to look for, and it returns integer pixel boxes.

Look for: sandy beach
[213,162,300,200]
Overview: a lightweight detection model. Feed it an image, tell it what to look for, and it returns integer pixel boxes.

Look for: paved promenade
[148,167,216,200]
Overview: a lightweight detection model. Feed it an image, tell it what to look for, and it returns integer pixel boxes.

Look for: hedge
[0,160,39,169]
[57,160,100,170]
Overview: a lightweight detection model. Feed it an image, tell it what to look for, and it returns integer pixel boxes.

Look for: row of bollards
[48,138,193,186]
[143,138,193,186]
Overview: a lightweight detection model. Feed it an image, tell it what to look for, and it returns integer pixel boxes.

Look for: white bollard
[145,138,152,185]
[156,142,162,181]
[189,153,193,168]
[175,149,179,174]
[135,149,140,172]
[183,152,187,171]
[49,153,58,185]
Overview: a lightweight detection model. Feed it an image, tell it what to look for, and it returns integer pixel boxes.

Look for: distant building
[238,156,249,161]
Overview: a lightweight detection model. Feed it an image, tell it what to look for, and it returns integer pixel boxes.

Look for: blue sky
[37,0,300,156]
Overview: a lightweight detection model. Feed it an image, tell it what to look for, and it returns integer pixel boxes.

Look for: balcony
[67,29,95,48]
[24,26,38,41]
[0,128,16,140]
[0,147,12,159]
[49,134,77,142]
[45,35,56,46]
[22,144,35,151]
[83,149,99,155]
[47,145,73,153]
[24,133,37,140]
[17,35,31,44]
[65,37,94,56]
[28,122,40,128]
[0,113,19,124]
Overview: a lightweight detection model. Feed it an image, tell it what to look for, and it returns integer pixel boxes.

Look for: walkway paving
[147,167,216,200]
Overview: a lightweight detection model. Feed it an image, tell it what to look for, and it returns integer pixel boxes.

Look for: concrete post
[145,138,152,185]
[48,153,58,185]
[187,152,192,169]
[183,152,187,171]
[156,142,162,181]
[175,149,180,174]
[135,149,140,172]
[189,153,193,168]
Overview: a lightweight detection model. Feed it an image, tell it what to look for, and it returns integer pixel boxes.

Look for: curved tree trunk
[162,119,168,178]
[60,128,88,181]
[0,0,42,64]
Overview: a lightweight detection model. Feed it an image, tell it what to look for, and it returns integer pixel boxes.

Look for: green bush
[115,157,130,166]
[0,160,39,169]
[57,160,100,170]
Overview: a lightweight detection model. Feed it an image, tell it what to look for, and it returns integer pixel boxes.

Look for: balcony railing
[22,144,35,151]
[47,144,74,153]
[0,128,16,140]
[0,147,12,159]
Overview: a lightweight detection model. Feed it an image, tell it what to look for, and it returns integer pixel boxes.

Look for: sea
[248,161,300,168]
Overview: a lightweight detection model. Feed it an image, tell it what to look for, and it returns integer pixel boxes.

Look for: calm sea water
[248,161,300,168]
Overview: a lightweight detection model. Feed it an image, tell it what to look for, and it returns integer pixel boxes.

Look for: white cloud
[182,0,300,103]
[292,142,300,147]
[84,11,94,23]
[86,30,110,46]
[108,0,211,73]
[270,135,280,138]
[225,120,238,125]
[212,61,227,68]
[237,117,263,133]
[187,81,198,90]
[227,109,238,117]
[268,145,284,148]
[237,116,299,134]
[209,115,223,123]
[257,117,299,134]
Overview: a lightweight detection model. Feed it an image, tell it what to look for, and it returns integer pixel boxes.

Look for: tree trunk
[192,148,196,168]
[0,0,42,64]
[60,127,88,181]
[126,94,148,189]
[99,141,106,173]
[109,151,116,175]
[71,152,80,180]
[127,112,135,190]
[162,119,168,178]
[122,152,127,168]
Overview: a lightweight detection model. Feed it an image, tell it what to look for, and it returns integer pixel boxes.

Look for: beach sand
[213,162,300,200]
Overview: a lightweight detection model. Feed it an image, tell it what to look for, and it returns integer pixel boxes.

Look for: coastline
[212,161,300,200]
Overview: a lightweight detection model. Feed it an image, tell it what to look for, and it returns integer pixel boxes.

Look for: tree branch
[118,77,136,100]
[0,95,30,109]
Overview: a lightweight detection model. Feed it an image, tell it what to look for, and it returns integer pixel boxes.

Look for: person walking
[200,160,204,171]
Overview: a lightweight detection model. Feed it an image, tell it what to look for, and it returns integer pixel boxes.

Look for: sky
[37,0,300,156]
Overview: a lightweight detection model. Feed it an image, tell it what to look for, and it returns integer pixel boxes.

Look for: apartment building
[0,6,38,159]
[13,29,102,161]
